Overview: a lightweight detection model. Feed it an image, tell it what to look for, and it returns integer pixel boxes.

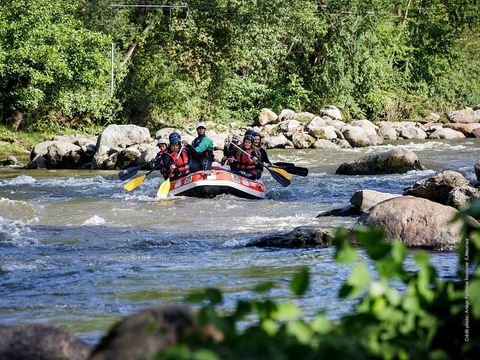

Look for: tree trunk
[121,24,154,66]
[9,110,23,131]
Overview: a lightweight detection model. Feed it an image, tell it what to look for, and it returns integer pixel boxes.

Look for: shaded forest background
[1,0,479,132]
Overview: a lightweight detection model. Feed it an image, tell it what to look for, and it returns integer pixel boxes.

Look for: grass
[0,124,102,159]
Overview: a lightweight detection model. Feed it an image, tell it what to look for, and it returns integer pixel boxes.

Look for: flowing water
[0,139,478,345]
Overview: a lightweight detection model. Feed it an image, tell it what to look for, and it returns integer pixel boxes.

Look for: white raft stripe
[169,178,266,199]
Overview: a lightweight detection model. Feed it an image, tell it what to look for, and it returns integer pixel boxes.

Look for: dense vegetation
[155,199,480,359]
[1,0,479,132]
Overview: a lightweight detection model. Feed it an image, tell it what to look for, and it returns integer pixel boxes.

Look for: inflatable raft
[169,167,266,199]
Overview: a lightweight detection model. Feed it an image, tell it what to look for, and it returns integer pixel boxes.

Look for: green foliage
[152,199,480,359]
[1,0,479,128]
[0,0,116,126]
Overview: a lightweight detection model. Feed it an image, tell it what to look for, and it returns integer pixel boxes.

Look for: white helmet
[196,121,206,130]
[157,138,168,146]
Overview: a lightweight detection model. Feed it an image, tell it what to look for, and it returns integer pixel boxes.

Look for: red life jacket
[235,148,257,177]
[167,149,189,178]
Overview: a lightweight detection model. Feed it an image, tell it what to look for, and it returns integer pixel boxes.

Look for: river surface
[0,139,478,345]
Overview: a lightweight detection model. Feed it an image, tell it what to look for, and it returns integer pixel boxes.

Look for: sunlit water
[0,139,478,345]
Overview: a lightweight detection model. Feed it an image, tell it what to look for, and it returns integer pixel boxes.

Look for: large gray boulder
[96,125,151,150]
[350,189,401,213]
[342,126,383,147]
[360,196,461,250]
[428,128,466,140]
[0,324,91,360]
[291,132,316,149]
[447,108,480,123]
[264,133,290,148]
[336,148,422,175]
[90,304,219,360]
[256,108,278,126]
[404,170,470,204]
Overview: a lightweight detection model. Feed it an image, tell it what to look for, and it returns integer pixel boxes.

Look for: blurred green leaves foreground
[155,200,480,359]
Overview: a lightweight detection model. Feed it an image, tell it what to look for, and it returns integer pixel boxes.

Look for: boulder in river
[90,304,221,360]
[0,324,91,360]
[247,226,336,248]
[350,189,401,213]
[336,148,422,175]
[403,170,470,205]
[360,196,461,251]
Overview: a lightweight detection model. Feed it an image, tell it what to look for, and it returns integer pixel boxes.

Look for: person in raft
[159,132,190,180]
[252,131,271,179]
[220,134,241,170]
[184,119,215,172]
[151,137,169,172]
[227,133,259,180]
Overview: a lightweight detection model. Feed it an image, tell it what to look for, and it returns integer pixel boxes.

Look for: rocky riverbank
[2,105,479,170]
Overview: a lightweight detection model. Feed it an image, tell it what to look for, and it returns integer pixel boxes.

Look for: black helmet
[244,134,255,142]
[169,132,181,144]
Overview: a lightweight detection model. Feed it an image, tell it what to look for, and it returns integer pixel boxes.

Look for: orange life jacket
[166,149,189,179]
[235,148,257,177]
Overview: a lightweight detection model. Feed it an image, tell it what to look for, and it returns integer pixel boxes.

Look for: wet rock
[404,170,470,204]
[336,148,421,175]
[247,226,336,248]
[400,127,427,140]
[350,189,401,213]
[43,142,84,169]
[447,185,480,209]
[317,205,361,217]
[360,196,461,251]
[0,324,91,360]
[0,156,20,166]
[25,155,47,169]
[475,161,480,182]
[90,304,220,360]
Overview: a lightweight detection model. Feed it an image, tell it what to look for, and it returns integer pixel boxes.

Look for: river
[0,139,478,345]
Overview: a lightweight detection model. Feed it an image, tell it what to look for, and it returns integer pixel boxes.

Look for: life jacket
[166,149,190,179]
[192,135,214,159]
[235,148,257,177]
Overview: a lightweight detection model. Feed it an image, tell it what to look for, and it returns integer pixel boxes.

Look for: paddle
[118,162,151,181]
[123,163,162,191]
[229,141,291,187]
[273,162,309,177]
[156,145,184,198]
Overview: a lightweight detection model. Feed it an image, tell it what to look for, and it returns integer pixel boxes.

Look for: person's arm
[261,148,271,166]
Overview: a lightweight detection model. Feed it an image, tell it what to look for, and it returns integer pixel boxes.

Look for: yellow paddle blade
[156,179,171,198]
[123,175,146,191]
[270,166,293,180]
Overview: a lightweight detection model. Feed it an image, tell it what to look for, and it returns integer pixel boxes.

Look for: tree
[0,0,113,129]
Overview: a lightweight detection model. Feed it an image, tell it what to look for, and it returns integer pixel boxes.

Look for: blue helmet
[244,129,255,137]
[169,132,181,144]
[244,134,255,142]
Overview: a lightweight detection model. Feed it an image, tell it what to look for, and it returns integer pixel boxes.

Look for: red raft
[169,167,266,199]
